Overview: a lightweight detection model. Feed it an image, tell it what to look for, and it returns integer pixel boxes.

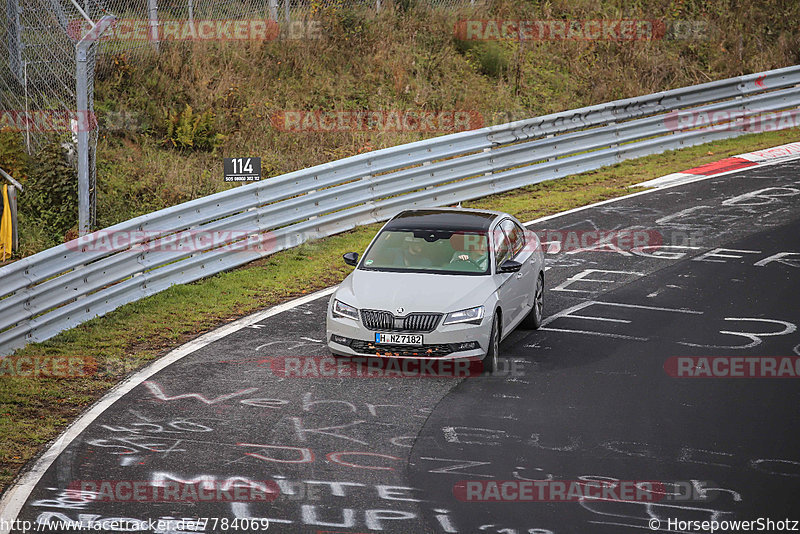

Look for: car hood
[335,269,498,313]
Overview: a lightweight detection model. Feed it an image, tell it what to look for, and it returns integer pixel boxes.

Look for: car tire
[521,272,544,330]
[483,312,500,374]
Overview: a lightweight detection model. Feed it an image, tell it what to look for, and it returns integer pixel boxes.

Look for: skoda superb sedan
[326,208,545,371]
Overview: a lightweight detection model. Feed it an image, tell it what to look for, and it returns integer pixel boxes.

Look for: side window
[500,219,526,256]
[493,227,511,270]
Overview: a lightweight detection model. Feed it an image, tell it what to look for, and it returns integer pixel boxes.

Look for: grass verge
[1,127,799,493]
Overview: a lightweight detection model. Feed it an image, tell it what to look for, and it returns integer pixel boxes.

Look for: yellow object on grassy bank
[1,185,12,261]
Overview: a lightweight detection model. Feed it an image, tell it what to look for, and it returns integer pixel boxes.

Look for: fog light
[330,335,350,346]
[455,341,479,351]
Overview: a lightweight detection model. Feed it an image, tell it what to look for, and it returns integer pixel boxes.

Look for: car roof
[383,208,506,232]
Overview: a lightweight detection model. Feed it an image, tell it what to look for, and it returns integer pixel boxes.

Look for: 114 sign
[224,157,261,182]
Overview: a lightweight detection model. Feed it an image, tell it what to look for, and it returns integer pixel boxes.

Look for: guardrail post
[734,81,748,133]
[307,189,318,220]
[422,160,436,188]
[483,148,492,175]
[614,119,628,163]
[608,121,619,159]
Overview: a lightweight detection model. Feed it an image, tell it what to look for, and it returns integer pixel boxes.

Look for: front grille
[360,310,442,333]
[361,310,395,330]
[350,340,455,358]
[402,313,441,332]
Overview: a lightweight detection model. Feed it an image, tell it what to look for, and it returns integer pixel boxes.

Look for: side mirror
[343,252,359,267]
[498,259,522,273]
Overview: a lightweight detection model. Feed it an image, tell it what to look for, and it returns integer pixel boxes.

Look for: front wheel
[482,313,500,373]
[521,272,544,329]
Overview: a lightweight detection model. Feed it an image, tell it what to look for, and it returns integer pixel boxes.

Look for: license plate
[375,333,423,345]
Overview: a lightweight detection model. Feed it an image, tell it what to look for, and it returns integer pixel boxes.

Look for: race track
[7,160,800,534]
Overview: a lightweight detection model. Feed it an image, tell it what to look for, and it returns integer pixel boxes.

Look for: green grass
[1,126,799,493]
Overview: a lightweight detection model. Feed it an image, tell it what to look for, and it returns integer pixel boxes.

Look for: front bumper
[326,311,490,360]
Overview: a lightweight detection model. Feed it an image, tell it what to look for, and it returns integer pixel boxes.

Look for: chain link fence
[96,0,484,59]
[1,0,485,234]
[1,0,113,230]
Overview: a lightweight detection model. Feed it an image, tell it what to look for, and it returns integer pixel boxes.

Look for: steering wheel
[465,258,483,269]
[450,256,483,270]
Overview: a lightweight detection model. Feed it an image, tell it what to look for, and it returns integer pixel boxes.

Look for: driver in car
[449,233,489,270]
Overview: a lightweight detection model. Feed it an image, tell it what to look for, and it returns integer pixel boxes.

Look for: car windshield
[359,229,490,275]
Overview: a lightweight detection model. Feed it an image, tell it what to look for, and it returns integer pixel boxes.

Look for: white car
[325,208,545,372]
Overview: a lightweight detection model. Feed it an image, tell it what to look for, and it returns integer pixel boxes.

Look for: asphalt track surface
[6,160,800,533]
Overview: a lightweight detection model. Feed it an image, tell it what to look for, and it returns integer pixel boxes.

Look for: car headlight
[332,299,359,321]
[443,305,484,325]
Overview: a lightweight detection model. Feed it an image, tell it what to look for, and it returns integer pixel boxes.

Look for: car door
[500,218,535,325]
[492,222,525,335]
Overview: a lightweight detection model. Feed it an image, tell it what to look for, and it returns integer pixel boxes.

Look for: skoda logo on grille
[396,307,405,315]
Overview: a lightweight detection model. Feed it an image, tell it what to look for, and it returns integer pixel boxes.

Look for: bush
[396,0,416,13]
[319,5,370,44]
[472,42,510,78]
[164,104,224,152]
[20,143,77,246]
[453,38,510,79]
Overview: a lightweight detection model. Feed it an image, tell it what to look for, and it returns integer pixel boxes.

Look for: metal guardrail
[1,65,800,355]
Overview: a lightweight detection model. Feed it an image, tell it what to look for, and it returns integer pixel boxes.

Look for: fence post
[269,0,277,20]
[75,15,114,236]
[76,44,91,236]
[5,0,23,84]
[148,0,159,51]
[284,0,289,24]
